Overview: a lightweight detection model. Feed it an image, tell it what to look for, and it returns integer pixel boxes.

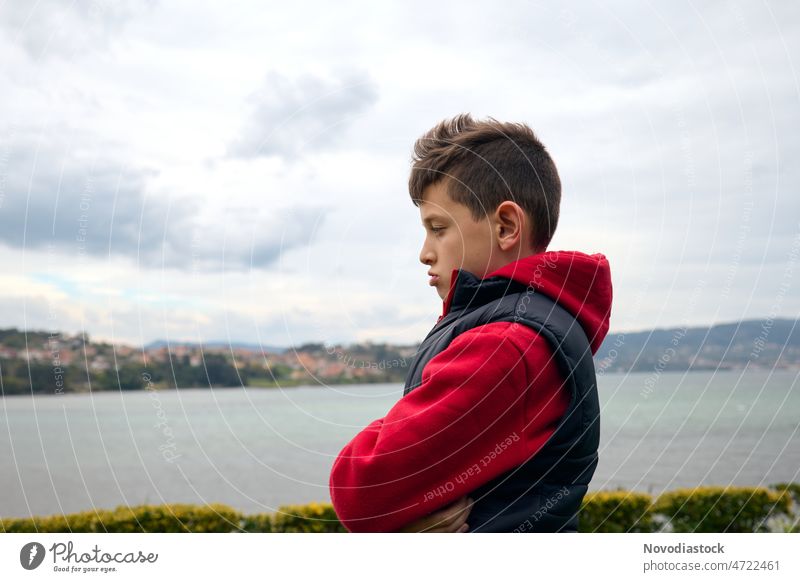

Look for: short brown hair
[408,113,561,252]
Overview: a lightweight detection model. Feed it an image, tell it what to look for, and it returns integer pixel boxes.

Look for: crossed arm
[328,324,541,532]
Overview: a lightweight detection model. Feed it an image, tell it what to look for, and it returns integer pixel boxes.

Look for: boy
[329,114,613,532]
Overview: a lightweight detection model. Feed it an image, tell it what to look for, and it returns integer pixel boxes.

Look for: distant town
[0,317,797,395]
[0,328,416,395]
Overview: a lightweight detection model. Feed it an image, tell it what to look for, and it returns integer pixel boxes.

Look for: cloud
[228,69,379,161]
[0,0,155,60]
[1,0,798,345]
[0,129,328,271]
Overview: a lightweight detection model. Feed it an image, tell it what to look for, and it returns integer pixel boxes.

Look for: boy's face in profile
[418,181,499,300]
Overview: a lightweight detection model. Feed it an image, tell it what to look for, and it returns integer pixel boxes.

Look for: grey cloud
[166,204,331,272]
[0,0,154,60]
[534,2,800,272]
[228,69,379,161]
[0,130,327,271]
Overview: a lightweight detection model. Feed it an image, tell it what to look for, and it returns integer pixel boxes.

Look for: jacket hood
[439,250,613,354]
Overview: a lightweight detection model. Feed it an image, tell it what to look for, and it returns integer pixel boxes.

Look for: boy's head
[409,113,561,300]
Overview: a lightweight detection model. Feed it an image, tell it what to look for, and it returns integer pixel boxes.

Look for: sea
[1,370,798,518]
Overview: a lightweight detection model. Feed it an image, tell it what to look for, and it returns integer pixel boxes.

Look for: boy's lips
[428,272,440,286]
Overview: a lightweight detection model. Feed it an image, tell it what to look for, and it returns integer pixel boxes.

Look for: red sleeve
[328,321,567,532]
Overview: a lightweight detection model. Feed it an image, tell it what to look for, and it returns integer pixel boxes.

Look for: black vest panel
[403,269,601,532]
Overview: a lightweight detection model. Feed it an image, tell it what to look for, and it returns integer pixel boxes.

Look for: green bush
[1,503,242,533]
[3,483,799,533]
[770,482,800,506]
[652,486,791,533]
[239,512,273,533]
[767,483,800,532]
[580,489,655,532]
[270,502,347,533]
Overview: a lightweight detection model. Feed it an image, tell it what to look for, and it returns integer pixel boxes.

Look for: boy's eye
[431,227,445,235]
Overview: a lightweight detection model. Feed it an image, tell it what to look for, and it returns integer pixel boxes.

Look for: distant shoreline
[3,368,797,397]
[0,375,405,396]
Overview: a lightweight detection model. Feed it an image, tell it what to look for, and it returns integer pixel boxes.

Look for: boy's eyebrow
[421,214,448,225]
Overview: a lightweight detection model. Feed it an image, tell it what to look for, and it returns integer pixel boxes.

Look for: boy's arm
[328,322,558,532]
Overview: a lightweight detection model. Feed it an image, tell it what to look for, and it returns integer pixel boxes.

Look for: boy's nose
[419,246,435,266]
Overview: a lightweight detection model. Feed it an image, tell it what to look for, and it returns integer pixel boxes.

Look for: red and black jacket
[329,250,613,532]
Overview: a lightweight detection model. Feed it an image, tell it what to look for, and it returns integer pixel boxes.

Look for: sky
[0,0,798,349]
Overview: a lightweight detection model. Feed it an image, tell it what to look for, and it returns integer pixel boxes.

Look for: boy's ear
[493,200,526,251]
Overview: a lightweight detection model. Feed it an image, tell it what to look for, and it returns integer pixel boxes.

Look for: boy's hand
[396,496,474,533]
